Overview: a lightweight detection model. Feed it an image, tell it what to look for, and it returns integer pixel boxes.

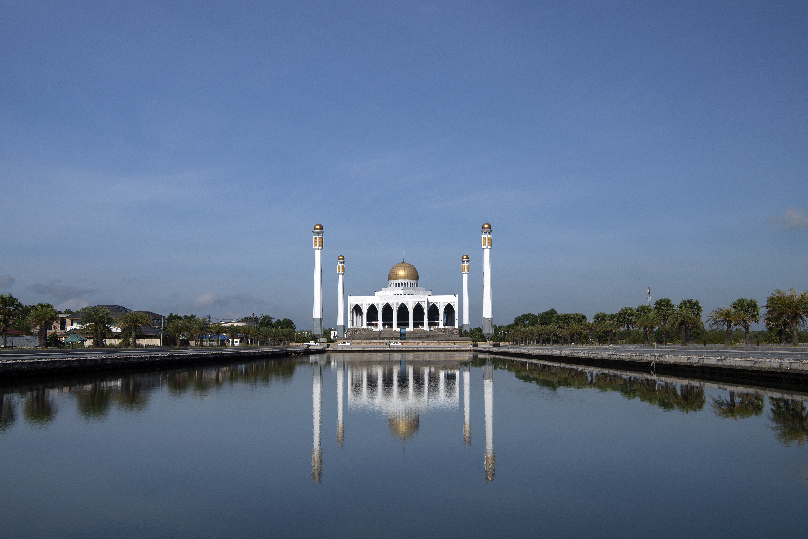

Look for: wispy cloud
[771,207,808,230]
[29,281,96,300]
[0,275,15,289]
[191,292,266,311]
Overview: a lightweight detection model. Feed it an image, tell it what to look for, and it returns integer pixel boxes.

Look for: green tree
[513,313,539,327]
[731,298,760,345]
[28,303,59,348]
[635,305,656,345]
[674,299,703,345]
[764,288,808,346]
[653,298,675,345]
[538,309,558,327]
[707,306,737,346]
[615,307,636,344]
[0,294,23,347]
[116,311,153,347]
[80,306,113,347]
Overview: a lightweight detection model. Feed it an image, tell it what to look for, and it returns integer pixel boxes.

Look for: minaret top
[313,224,323,232]
[482,223,491,231]
[338,255,344,261]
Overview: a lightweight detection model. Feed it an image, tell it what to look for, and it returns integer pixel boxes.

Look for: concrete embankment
[483,345,808,389]
[0,346,312,380]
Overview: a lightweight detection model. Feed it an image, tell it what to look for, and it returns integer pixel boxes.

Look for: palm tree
[616,307,636,344]
[707,306,737,346]
[676,299,703,345]
[635,305,656,345]
[731,298,760,345]
[654,298,676,345]
[116,311,153,347]
[0,294,23,347]
[28,303,59,347]
[765,288,808,346]
[80,306,113,347]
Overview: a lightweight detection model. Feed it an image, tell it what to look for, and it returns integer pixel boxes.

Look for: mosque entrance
[428,305,440,328]
[413,304,425,329]
[443,304,456,326]
[397,304,409,328]
[352,305,363,327]
[366,305,379,328]
[381,304,394,329]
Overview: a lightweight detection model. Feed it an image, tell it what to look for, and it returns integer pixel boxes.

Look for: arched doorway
[397,304,409,328]
[382,304,393,329]
[367,305,379,328]
[428,304,440,328]
[443,304,456,326]
[352,305,363,327]
[413,304,425,328]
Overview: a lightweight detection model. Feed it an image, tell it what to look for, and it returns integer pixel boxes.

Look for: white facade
[337,255,345,338]
[462,254,470,333]
[347,261,459,331]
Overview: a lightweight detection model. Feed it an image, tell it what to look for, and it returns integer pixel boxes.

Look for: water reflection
[711,391,765,420]
[769,399,808,448]
[317,357,496,482]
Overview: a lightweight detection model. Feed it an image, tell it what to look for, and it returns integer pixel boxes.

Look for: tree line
[465,288,808,346]
[0,294,305,348]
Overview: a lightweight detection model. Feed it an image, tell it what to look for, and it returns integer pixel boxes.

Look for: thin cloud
[0,276,15,289]
[192,292,266,310]
[771,207,808,230]
[29,281,96,301]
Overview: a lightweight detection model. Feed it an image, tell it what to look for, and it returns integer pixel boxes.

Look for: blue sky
[1,0,806,329]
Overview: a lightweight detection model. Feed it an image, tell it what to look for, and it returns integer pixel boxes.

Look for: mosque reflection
[311,358,496,483]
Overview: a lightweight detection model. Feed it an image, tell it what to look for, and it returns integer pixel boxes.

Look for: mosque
[312,223,494,341]
[346,260,459,336]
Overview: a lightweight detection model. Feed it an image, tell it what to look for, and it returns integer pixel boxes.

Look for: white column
[484,361,494,482]
[409,301,414,331]
[312,362,322,482]
[337,256,345,338]
[312,224,324,337]
[481,224,493,339]
[462,255,470,333]
[337,361,344,448]
[463,366,471,447]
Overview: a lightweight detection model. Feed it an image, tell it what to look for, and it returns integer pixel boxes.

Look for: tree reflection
[711,391,765,420]
[115,377,149,411]
[769,398,808,448]
[504,360,705,413]
[23,389,56,426]
[75,382,112,421]
[1,393,15,431]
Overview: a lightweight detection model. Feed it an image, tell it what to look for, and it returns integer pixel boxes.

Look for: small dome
[388,261,419,281]
[482,223,491,230]
[313,224,323,231]
[338,255,344,261]
[462,254,469,260]
[389,413,419,439]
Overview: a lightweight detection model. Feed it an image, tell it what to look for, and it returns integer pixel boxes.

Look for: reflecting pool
[1,352,807,538]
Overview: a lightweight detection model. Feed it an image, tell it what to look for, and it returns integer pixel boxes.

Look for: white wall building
[347,261,459,332]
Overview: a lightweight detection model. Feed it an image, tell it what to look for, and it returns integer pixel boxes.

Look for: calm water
[1,352,807,538]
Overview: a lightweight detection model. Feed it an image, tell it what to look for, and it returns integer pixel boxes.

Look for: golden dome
[389,413,419,439]
[388,261,419,281]
[482,223,491,230]
[313,224,323,231]
[338,255,344,260]
[462,254,469,260]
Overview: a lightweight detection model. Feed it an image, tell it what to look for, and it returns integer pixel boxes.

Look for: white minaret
[312,362,323,482]
[337,360,344,448]
[461,255,470,334]
[484,360,495,482]
[463,365,471,448]
[481,223,493,339]
[312,224,324,338]
[337,255,345,338]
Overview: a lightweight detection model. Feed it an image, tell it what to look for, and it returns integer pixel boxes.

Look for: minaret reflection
[484,360,495,482]
[463,365,471,447]
[337,361,344,448]
[312,362,323,483]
